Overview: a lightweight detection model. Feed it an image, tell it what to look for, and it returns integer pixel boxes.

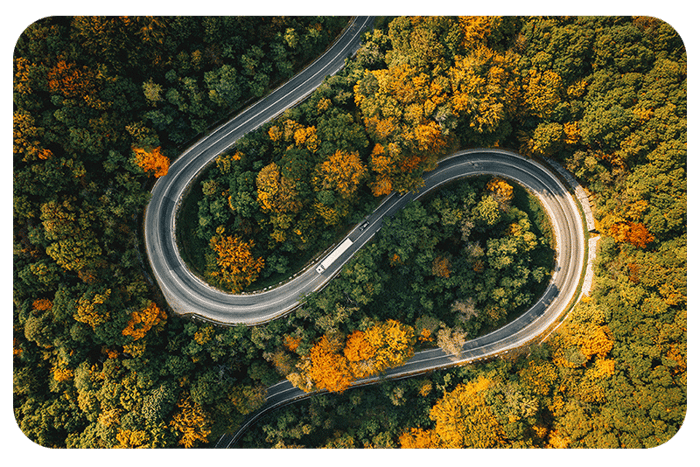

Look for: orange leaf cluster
[122,302,167,341]
[608,221,654,248]
[47,60,97,99]
[32,298,53,312]
[418,328,433,343]
[283,334,302,352]
[305,335,353,393]
[133,146,170,178]
[292,320,415,393]
[209,229,265,292]
[399,427,440,448]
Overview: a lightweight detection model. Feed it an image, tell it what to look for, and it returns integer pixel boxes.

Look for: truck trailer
[316,238,353,273]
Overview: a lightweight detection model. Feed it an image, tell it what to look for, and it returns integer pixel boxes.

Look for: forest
[13,16,686,449]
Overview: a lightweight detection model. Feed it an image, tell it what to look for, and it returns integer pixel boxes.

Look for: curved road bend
[144,16,374,325]
[216,148,587,447]
[138,16,589,447]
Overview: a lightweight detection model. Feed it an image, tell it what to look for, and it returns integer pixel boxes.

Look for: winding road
[142,16,591,448]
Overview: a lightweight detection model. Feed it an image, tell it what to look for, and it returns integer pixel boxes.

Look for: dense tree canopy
[233,16,686,450]
[13,15,347,448]
[14,15,685,450]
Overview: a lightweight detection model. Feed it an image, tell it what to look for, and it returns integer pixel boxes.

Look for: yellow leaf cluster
[169,395,211,448]
[14,110,54,162]
[268,124,283,142]
[486,177,514,203]
[123,340,146,358]
[122,302,166,341]
[52,366,74,383]
[399,427,440,448]
[429,376,506,448]
[193,325,215,345]
[313,150,367,199]
[215,151,242,174]
[116,429,148,449]
[457,16,492,49]
[563,121,581,145]
[13,57,33,95]
[518,359,558,397]
[75,289,111,329]
[293,125,319,152]
[524,69,564,120]
[209,229,265,292]
[256,162,302,214]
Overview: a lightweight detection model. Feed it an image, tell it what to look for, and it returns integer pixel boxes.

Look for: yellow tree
[449,45,521,139]
[430,376,507,448]
[208,227,264,292]
[256,162,302,214]
[313,150,367,199]
[74,289,111,330]
[304,335,353,393]
[363,319,415,372]
[523,69,564,120]
[14,110,53,162]
[399,428,441,448]
[354,63,448,195]
[169,394,211,448]
[122,302,167,341]
[457,16,492,50]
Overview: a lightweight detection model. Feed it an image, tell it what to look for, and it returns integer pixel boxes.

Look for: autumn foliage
[74,289,112,330]
[47,60,97,99]
[122,302,167,341]
[398,427,441,448]
[132,146,170,178]
[608,221,654,248]
[305,335,354,393]
[208,227,265,292]
[169,394,212,448]
[313,150,367,199]
[429,376,507,448]
[289,320,416,393]
[256,162,301,214]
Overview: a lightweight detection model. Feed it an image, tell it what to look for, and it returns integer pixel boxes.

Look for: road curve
[215,148,587,447]
[144,17,374,325]
[139,16,589,447]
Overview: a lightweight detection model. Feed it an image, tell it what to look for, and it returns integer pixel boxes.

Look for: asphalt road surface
[144,17,375,324]
[214,148,587,447]
[139,16,589,448]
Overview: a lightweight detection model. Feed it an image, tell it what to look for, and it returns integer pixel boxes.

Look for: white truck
[316,238,353,274]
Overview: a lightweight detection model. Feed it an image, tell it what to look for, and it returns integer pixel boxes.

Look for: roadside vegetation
[13,15,685,449]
